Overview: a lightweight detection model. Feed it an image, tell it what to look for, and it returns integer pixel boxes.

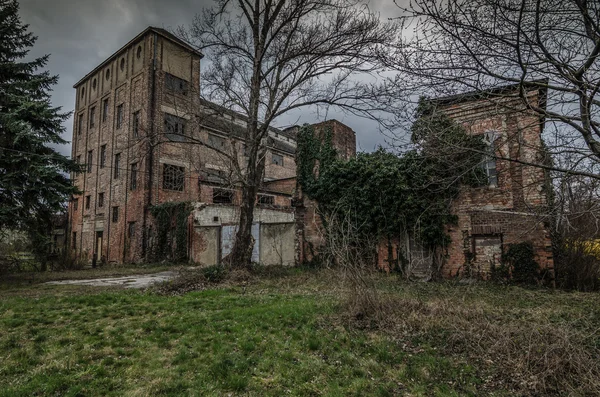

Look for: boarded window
[164,113,186,142]
[128,222,135,239]
[213,188,233,204]
[73,198,78,211]
[473,235,503,274]
[112,206,119,223]
[165,73,189,96]
[130,162,138,190]
[272,153,283,166]
[162,164,185,191]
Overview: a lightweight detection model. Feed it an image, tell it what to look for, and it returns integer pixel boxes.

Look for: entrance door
[95,231,103,262]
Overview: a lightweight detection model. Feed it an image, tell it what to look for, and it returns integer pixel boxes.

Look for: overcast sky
[19,0,402,158]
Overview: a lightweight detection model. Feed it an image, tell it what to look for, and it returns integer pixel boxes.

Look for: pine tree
[0,0,78,263]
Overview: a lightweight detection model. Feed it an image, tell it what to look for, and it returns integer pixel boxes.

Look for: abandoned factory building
[67,26,553,277]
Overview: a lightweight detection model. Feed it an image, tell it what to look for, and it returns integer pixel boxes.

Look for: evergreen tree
[0,0,78,262]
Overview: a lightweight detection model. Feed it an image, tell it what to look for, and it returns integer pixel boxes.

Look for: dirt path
[44,271,177,289]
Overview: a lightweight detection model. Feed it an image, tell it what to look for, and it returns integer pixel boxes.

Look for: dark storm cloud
[19,0,403,157]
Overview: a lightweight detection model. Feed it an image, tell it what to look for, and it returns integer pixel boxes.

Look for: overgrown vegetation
[297,101,486,268]
[149,201,192,262]
[1,268,599,396]
[492,242,541,285]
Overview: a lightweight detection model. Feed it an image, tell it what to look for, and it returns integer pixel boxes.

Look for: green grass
[1,268,599,396]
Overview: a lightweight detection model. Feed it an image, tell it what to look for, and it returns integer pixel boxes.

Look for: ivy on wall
[149,201,192,262]
[296,100,487,256]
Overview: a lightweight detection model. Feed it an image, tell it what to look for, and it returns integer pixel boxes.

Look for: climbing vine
[150,201,192,262]
[297,101,487,257]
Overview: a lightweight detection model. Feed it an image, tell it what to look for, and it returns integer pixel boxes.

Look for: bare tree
[178,0,398,266]
[386,0,600,179]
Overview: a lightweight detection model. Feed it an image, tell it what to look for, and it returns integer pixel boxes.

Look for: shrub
[555,241,600,292]
[201,265,228,283]
[502,242,540,285]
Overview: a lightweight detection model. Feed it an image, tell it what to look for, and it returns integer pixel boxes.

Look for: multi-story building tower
[68,27,299,264]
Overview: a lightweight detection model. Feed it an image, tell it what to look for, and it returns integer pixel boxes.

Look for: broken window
[116,104,124,129]
[73,198,78,211]
[164,113,186,141]
[272,153,284,166]
[165,73,189,96]
[133,110,141,138]
[213,188,233,204]
[112,206,119,223]
[128,222,135,239]
[258,194,274,205]
[87,150,93,173]
[483,131,498,187]
[162,163,185,191]
[114,153,121,179]
[100,145,106,168]
[208,133,226,149]
[130,162,138,190]
[97,192,104,208]
[72,232,77,250]
[85,195,91,210]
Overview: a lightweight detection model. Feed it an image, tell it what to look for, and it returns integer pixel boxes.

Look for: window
[164,113,186,141]
[85,195,91,210]
[208,133,226,149]
[130,162,137,190]
[87,150,93,173]
[272,153,284,166]
[102,98,109,122]
[89,106,96,128]
[97,192,104,208]
[483,131,499,187]
[92,78,97,90]
[114,153,121,179]
[112,206,119,223]
[105,68,110,80]
[136,45,142,59]
[116,104,124,129]
[80,87,85,99]
[258,194,274,205]
[162,163,185,191]
[120,58,125,72]
[133,111,140,138]
[213,188,233,204]
[73,198,78,211]
[100,145,106,168]
[165,73,189,96]
[72,232,77,250]
[128,222,135,239]
[78,114,84,135]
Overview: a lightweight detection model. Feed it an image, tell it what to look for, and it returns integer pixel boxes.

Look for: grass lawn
[1,268,599,396]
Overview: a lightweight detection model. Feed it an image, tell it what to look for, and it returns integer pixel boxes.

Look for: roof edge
[430,79,549,106]
[73,26,203,88]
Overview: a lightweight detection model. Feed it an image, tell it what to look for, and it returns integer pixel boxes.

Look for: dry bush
[378,292,600,396]
[152,268,208,296]
[555,242,600,292]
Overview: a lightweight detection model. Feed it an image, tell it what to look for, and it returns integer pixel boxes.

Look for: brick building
[68,27,300,265]
[377,83,554,279]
